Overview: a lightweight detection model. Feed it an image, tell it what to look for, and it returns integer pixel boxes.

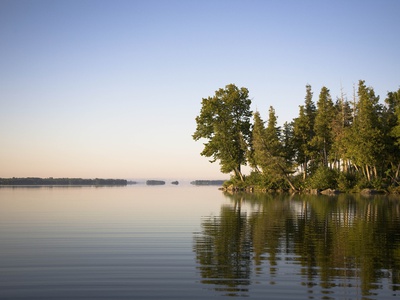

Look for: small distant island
[0,177,128,186]
[190,180,226,186]
[146,180,166,185]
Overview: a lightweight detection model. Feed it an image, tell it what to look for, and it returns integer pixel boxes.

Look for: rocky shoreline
[220,184,392,195]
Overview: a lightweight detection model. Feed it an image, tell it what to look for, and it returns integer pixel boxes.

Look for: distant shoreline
[0,177,227,187]
[0,177,128,186]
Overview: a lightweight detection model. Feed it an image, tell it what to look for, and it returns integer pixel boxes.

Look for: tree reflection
[193,192,400,298]
[193,195,251,297]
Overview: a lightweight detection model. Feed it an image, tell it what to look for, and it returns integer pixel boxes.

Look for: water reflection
[193,192,400,298]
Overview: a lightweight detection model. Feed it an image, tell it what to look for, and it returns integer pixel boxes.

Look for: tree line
[0,177,128,186]
[193,81,400,192]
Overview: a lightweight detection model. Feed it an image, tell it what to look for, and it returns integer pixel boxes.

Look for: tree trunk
[365,165,371,182]
[323,138,327,167]
[284,174,297,191]
[234,166,244,182]
[396,163,400,182]
[303,160,307,180]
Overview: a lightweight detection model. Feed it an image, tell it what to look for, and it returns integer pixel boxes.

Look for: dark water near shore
[1,185,400,299]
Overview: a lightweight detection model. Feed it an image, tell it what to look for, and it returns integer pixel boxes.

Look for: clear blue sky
[1,0,399,180]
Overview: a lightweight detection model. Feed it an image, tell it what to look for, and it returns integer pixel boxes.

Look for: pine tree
[345,80,383,181]
[331,91,352,172]
[251,107,296,190]
[293,85,316,179]
[312,86,335,167]
[387,88,400,183]
[250,111,267,172]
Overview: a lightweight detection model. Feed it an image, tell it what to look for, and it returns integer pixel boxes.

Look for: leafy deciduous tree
[193,84,252,181]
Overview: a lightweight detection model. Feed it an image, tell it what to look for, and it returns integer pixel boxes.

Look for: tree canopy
[193,84,252,181]
[194,81,400,192]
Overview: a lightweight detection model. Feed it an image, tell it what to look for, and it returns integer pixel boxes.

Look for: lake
[0,185,399,299]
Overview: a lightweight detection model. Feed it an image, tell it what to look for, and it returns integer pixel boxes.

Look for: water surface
[1,186,399,299]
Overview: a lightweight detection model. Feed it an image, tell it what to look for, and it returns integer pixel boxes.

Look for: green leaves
[193,84,252,180]
[194,81,400,189]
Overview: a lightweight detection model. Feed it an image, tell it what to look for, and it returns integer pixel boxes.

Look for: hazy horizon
[1,0,399,179]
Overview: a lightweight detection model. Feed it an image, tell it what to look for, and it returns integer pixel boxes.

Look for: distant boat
[171,181,179,185]
[146,180,166,185]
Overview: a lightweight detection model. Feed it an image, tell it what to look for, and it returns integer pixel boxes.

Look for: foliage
[195,81,400,192]
[243,171,289,190]
[311,86,335,167]
[337,172,357,191]
[193,84,252,181]
[306,166,338,190]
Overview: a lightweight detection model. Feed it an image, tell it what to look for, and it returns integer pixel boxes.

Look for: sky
[1,0,399,180]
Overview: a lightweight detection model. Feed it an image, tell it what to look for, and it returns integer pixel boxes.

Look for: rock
[361,188,382,195]
[310,189,321,195]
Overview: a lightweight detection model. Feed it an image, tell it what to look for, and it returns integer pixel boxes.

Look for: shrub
[337,172,357,191]
[307,166,338,190]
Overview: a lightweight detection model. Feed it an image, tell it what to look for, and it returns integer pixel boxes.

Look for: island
[146,180,166,185]
[190,180,226,186]
[0,177,128,186]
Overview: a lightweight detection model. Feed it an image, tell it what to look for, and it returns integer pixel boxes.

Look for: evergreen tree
[389,89,400,144]
[282,121,295,166]
[387,88,400,183]
[293,85,316,179]
[312,86,335,167]
[345,80,383,181]
[265,106,282,156]
[250,111,267,172]
[251,107,296,190]
[331,92,352,172]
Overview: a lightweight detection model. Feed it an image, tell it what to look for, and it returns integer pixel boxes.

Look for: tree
[293,85,316,179]
[282,121,295,166]
[330,89,353,172]
[312,86,335,167]
[345,80,383,181]
[389,89,400,145]
[251,107,296,190]
[250,111,267,172]
[193,84,252,181]
[387,88,400,183]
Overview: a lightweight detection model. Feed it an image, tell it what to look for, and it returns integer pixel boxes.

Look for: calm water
[0,185,399,299]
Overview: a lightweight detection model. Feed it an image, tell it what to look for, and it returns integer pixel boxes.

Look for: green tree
[251,107,296,190]
[250,110,267,172]
[387,88,400,183]
[293,85,316,179]
[282,121,295,167]
[345,80,383,181]
[312,86,335,167]
[331,91,352,172]
[193,84,252,181]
